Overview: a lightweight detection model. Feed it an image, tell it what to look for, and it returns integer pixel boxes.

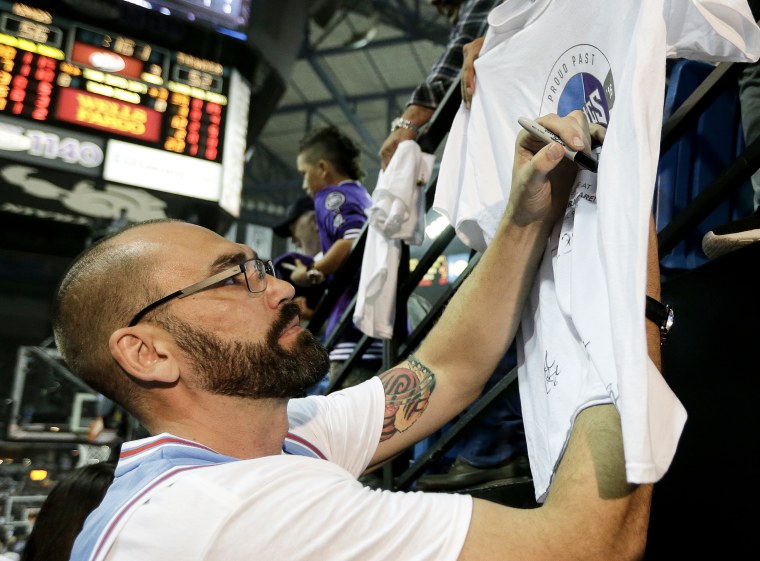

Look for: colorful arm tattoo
[379,355,436,442]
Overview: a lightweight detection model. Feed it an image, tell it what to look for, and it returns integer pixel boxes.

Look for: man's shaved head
[52,220,178,414]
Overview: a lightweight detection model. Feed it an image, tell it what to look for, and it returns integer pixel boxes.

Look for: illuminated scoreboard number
[70,25,169,86]
[172,63,224,93]
[0,13,64,48]
[165,90,224,162]
[164,54,228,163]
[0,7,65,121]
[0,41,60,120]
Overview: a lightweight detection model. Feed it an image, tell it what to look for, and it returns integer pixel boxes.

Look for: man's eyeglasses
[128,258,275,327]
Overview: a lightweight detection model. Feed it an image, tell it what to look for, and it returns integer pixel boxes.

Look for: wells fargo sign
[55,87,161,142]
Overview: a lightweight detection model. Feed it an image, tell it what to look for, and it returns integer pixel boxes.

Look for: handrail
[659,61,743,154]
[658,135,760,255]
[656,58,758,255]
[302,78,509,488]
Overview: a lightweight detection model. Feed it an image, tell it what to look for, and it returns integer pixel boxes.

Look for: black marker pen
[517,117,598,173]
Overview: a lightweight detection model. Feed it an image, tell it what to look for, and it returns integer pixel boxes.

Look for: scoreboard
[0,0,249,219]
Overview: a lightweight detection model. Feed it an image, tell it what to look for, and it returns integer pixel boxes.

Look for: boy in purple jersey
[290,125,383,387]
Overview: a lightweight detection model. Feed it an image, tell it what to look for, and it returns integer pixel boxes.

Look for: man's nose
[267,274,296,305]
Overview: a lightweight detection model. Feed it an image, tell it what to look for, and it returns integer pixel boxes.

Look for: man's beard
[158,303,330,399]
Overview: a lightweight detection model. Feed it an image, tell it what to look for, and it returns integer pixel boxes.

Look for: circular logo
[540,45,614,127]
[324,191,345,211]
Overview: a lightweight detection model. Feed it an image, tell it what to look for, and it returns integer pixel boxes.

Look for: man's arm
[460,214,661,561]
[371,112,592,465]
[379,105,435,170]
[462,404,652,561]
[379,0,500,169]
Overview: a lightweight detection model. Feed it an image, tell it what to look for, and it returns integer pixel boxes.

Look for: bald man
[56,113,652,561]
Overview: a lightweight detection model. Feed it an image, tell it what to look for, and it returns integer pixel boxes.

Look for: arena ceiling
[0,0,461,344]
[243,0,456,227]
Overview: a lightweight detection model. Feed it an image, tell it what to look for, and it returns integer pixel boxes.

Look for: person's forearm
[416,211,551,401]
[314,238,353,276]
[291,239,353,286]
[465,404,651,561]
[371,113,591,468]
[379,104,436,169]
[400,104,435,131]
[416,113,587,403]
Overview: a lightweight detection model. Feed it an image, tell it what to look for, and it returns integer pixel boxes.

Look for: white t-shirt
[102,379,472,561]
[434,0,759,500]
[355,141,435,339]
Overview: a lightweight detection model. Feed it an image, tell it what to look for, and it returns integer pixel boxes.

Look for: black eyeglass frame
[128,258,275,327]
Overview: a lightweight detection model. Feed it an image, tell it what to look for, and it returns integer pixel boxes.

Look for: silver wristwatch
[390,117,420,137]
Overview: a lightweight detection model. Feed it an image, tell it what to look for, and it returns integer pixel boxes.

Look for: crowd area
[3,1,760,560]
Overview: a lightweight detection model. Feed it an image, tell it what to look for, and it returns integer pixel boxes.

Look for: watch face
[665,307,675,332]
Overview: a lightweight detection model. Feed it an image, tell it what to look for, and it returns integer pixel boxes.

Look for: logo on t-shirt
[540,45,614,126]
[324,191,345,210]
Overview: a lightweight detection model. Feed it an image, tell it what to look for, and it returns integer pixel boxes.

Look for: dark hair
[297,125,366,182]
[20,462,116,561]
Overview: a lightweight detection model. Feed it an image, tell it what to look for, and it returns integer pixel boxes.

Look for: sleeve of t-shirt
[286,377,384,477]
[664,0,760,61]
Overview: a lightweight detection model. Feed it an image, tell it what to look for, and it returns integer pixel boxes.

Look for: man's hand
[289,259,311,287]
[461,36,484,109]
[507,111,594,228]
[379,127,417,171]
[378,105,434,170]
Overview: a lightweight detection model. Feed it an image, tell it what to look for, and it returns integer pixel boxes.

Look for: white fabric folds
[434,0,760,500]
[354,141,435,339]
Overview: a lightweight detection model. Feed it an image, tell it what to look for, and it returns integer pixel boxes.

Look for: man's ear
[109,326,180,384]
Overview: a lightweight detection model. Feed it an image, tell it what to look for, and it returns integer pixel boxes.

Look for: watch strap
[645,295,674,345]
